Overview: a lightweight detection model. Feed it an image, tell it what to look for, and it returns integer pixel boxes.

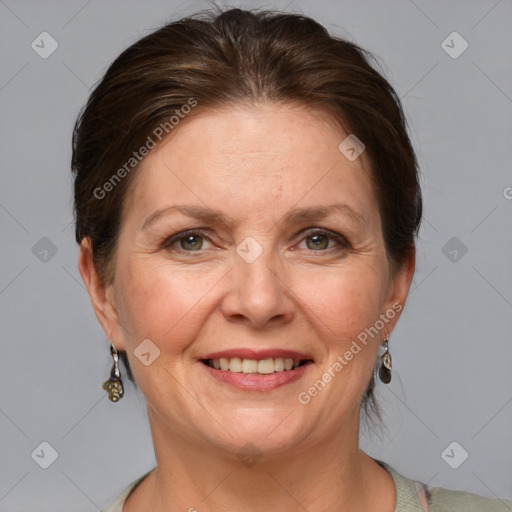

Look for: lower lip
[200,362,312,391]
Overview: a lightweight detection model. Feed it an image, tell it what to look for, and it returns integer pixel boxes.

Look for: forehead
[123,103,378,225]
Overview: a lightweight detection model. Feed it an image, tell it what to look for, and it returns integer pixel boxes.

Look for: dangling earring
[102,343,124,402]
[378,331,392,384]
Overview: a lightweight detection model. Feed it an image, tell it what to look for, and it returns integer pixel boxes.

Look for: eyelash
[162,228,350,254]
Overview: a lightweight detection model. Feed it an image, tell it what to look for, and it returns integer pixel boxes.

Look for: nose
[220,246,295,330]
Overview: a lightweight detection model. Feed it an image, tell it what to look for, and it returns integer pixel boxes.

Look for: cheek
[115,258,222,352]
[115,251,389,361]
[293,265,387,344]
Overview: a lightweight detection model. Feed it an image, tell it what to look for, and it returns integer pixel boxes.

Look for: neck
[128,406,394,512]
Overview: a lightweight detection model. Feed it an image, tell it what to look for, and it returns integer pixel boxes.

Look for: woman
[72,7,512,512]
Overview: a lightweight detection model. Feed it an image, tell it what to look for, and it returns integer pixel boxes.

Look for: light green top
[101,459,512,511]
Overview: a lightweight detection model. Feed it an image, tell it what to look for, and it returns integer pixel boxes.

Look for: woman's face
[84,103,414,458]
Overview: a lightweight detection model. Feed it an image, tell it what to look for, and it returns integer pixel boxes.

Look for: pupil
[182,235,202,250]
[308,234,328,250]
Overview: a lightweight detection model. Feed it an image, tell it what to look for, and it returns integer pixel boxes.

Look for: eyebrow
[141,203,367,231]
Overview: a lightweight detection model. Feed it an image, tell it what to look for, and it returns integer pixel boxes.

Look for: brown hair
[72,7,422,422]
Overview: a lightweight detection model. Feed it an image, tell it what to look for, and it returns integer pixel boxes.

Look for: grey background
[1,0,511,510]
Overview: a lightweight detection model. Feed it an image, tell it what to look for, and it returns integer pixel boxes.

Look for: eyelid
[162,227,350,252]
[294,227,351,249]
[162,229,216,250]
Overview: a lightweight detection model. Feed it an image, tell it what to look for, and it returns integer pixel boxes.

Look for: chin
[199,407,315,459]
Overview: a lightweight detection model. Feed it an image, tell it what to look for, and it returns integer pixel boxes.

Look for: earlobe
[78,238,126,350]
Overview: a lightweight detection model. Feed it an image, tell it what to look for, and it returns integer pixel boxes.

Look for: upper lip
[201,349,314,361]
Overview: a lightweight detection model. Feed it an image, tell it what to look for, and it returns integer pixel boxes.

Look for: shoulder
[428,486,512,511]
[374,459,512,512]
[101,469,154,512]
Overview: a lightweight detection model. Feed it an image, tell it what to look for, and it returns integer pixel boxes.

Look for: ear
[382,246,416,335]
[78,238,127,351]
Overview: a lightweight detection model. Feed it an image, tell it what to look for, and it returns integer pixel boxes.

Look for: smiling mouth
[201,357,314,374]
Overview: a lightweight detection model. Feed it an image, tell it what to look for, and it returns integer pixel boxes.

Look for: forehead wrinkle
[141,203,366,233]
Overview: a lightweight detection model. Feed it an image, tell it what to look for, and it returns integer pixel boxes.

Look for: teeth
[257,358,274,374]
[274,358,285,371]
[209,357,308,374]
[230,357,242,372]
[242,359,258,373]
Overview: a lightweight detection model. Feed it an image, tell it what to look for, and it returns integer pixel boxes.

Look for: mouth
[200,357,314,374]
[198,349,314,391]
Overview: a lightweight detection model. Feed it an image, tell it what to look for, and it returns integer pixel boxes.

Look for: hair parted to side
[72,6,422,425]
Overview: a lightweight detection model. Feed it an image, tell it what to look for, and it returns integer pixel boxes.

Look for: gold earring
[102,343,124,402]
[378,332,392,384]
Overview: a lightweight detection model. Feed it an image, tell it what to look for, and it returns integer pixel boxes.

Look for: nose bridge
[238,247,278,292]
[222,236,293,327]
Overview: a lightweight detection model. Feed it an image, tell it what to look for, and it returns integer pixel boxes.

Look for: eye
[162,228,350,254]
[162,230,213,252]
[297,228,350,252]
